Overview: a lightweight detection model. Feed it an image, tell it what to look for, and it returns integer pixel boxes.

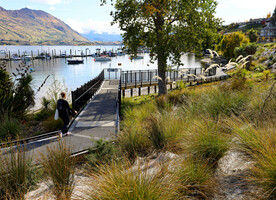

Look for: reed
[40,141,76,200]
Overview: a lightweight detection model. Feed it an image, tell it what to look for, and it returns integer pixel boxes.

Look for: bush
[0,116,21,140]
[234,43,258,58]
[218,31,249,59]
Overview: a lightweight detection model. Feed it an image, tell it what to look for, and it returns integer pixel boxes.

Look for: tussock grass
[0,144,33,199]
[146,111,186,152]
[229,117,276,199]
[86,159,179,200]
[174,156,215,199]
[185,119,229,166]
[40,141,76,200]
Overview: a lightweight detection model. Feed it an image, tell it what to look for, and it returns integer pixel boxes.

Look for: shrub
[234,43,258,58]
[0,116,21,140]
[218,31,249,59]
[248,29,258,43]
[0,145,33,199]
[40,141,76,200]
[86,160,179,200]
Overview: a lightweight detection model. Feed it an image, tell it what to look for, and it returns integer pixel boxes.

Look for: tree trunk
[157,52,167,95]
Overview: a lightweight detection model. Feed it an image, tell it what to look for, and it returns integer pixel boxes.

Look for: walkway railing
[120,68,216,85]
[71,68,122,111]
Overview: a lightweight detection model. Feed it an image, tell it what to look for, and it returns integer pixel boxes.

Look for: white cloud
[65,19,122,35]
[30,0,71,5]
[49,6,55,10]
[216,0,275,24]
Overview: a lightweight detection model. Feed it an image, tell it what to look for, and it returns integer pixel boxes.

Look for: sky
[0,0,275,35]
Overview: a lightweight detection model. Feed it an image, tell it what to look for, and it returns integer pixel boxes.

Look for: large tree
[106,0,220,95]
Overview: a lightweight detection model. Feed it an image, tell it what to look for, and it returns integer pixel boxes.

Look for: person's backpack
[57,99,63,110]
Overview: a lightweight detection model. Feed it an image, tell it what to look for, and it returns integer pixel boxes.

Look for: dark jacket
[57,99,74,120]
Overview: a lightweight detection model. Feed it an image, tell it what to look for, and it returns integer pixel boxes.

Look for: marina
[1,45,204,110]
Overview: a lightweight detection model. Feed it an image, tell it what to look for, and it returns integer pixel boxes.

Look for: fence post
[71,91,75,110]
[135,72,137,88]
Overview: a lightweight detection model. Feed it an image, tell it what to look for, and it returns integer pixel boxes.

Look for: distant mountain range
[82,31,122,42]
[0,6,121,45]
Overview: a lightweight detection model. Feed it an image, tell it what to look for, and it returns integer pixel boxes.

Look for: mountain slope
[0,6,89,44]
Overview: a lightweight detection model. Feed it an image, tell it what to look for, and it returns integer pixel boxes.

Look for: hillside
[0,6,89,45]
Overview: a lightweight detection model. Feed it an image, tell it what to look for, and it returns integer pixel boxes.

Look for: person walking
[57,92,77,137]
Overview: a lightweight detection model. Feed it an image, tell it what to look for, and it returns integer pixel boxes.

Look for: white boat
[94,56,111,62]
[21,55,32,61]
[12,54,21,61]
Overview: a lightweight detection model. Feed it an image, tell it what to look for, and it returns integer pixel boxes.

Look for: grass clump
[229,117,276,199]
[40,141,76,200]
[175,156,215,199]
[86,159,179,200]
[185,119,229,166]
[0,145,33,199]
[146,111,185,152]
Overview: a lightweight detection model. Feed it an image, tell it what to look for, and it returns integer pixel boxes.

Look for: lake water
[1,45,203,110]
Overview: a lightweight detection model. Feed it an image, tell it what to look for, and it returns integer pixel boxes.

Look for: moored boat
[94,56,111,62]
[67,58,84,64]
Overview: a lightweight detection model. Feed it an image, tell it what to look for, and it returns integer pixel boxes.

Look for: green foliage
[0,62,35,119]
[86,138,116,168]
[40,141,76,200]
[218,31,249,59]
[112,0,220,94]
[234,43,258,58]
[40,96,51,110]
[0,116,21,140]
[0,145,33,199]
[248,28,258,42]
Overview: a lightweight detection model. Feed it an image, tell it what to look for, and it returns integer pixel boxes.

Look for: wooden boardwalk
[16,80,120,161]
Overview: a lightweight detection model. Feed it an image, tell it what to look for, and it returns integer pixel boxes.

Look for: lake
[1,45,203,110]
